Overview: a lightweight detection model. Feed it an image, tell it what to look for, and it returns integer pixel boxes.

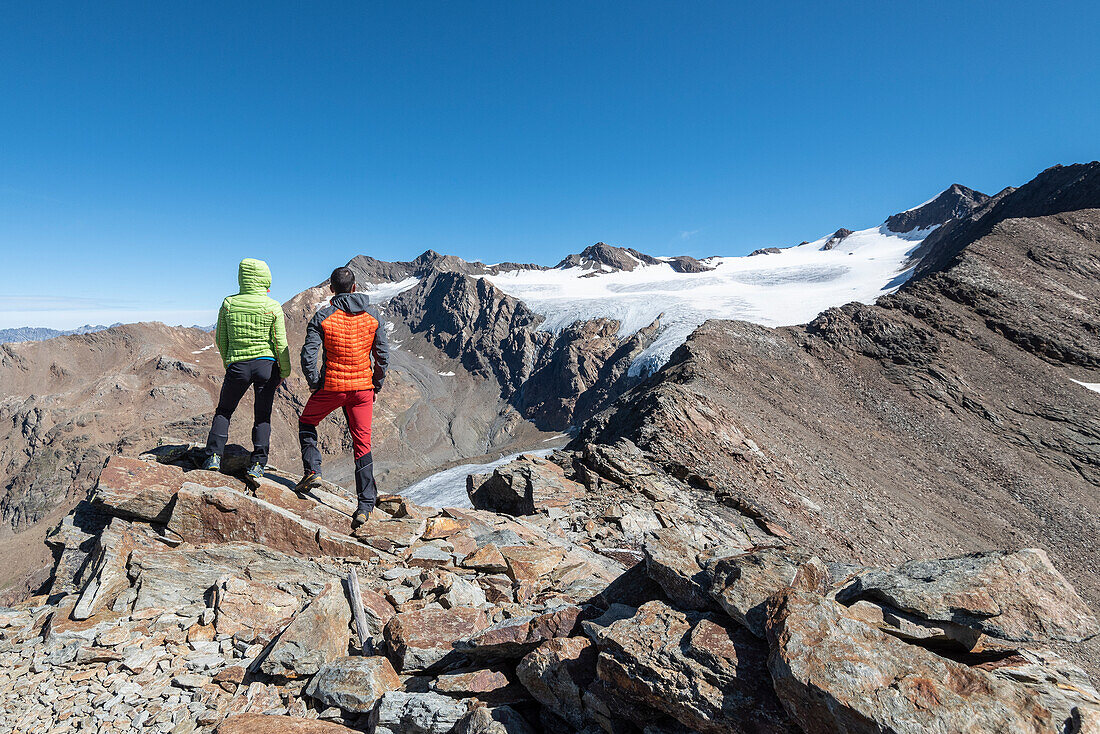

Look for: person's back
[297,267,390,529]
[196,258,290,480]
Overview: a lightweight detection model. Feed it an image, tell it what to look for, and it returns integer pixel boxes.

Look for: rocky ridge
[0,431,1096,733]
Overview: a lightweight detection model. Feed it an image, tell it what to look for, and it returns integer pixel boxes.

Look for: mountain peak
[556,243,661,272]
[886,184,990,233]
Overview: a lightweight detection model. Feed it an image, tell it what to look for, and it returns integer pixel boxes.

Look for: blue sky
[1,1,1098,328]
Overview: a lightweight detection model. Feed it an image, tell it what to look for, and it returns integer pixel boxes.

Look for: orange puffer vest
[319,308,380,391]
[301,291,391,393]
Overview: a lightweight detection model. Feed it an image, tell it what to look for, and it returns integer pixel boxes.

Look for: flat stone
[499,546,566,582]
[461,544,508,574]
[407,544,454,569]
[458,606,582,658]
[216,714,362,733]
[384,606,490,673]
[166,483,377,562]
[213,576,299,646]
[836,548,1100,643]
[354,517,427,551]
[303,656,401,713]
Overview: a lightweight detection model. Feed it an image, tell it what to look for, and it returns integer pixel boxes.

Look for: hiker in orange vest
[295,266,390,529]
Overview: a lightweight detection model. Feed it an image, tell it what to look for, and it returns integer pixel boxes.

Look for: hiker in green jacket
[195,258,292,484]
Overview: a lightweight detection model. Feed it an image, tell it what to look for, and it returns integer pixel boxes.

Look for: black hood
[331,292,372,314]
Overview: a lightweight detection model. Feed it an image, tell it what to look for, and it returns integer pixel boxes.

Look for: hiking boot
[293,470,321,496]
[242,462,265,488]
[193,453,220,472]
[351,510,371,532]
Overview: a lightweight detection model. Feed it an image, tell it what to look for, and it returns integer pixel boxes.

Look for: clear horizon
[2,2,1098,329]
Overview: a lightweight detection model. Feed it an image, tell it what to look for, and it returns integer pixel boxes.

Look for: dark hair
[331,267,355,294]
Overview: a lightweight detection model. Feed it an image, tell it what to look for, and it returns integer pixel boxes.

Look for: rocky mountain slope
[581,162,1100,663]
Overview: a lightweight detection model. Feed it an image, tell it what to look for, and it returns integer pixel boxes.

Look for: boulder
[128,543,336,614]
[71,519,161,620]
[704,546,814,637]
[212,576,299,645]
[641,528,720,612]
[588,600,790,734]
[372,691,469,734]
[836,549,1100,642]
[458,605,582,658]
[454,705,537,734]
[462,544,508,574]
[384,606,491,673]
[467,455,585,515]
[167,483,377,562]
[767,587,1062,734]
[260,581,351,679]
[499,546,566,582]
[354,517,427,551]
[515,637,597,728]
[92,456,221,523]
[216,714,361,733]
[433,669,524,704]
[304,655,401,713]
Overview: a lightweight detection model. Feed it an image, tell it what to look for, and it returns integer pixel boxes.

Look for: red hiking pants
[299,388,374,458]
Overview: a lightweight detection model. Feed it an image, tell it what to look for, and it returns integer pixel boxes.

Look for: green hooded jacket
[214,259,292,378]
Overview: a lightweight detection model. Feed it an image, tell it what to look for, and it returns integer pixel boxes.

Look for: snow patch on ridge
[487,225,935,376]
[363,277,419,303]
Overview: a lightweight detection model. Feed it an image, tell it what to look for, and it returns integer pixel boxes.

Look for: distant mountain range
[0,323,214,344]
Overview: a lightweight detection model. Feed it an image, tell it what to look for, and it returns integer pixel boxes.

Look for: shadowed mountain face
[579,164,1100,651]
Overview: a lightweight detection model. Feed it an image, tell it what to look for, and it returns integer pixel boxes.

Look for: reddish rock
[252,482,353,535]
[462,544,508,574]
[166,484,376,562]
[767,588,1061,734]
[94,456,224,522]
[467,454,585,515]
[459,605,582,658]
[500,545,566,582]
[384,606,491,673]
[423,516,470,540]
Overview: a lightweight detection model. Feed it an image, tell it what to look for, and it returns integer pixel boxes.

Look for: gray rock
[304,656,402,713]
[372,691,469,734]
[836,548,1100,643]
[454,705,536,734]
[260,581,351,679]
[704,546,814,637]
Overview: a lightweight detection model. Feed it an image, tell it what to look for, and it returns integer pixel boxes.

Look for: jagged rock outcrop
[885,183,991,234]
